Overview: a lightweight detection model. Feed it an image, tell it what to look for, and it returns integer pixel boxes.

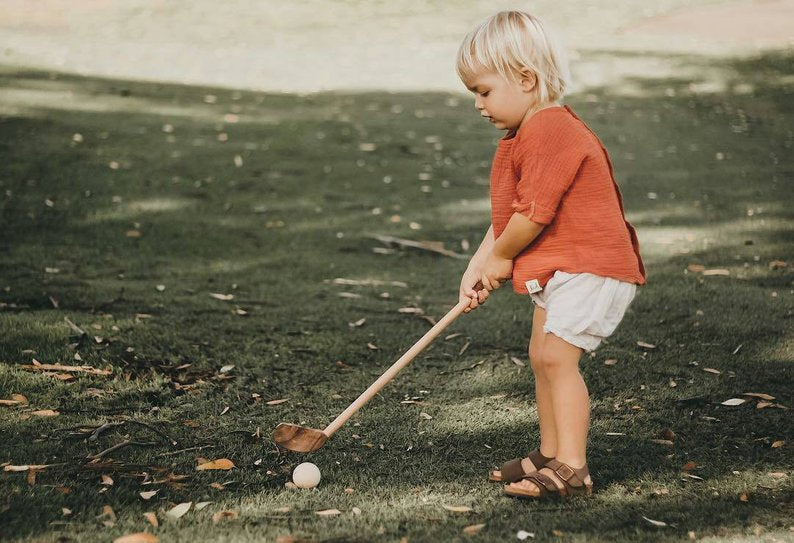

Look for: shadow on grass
[0,49,792,541]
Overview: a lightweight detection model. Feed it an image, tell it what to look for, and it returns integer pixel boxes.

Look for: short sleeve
[511,146,586,225]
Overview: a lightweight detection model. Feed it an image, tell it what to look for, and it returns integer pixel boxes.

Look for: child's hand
[481,251,513,292]
[459,268,487,313]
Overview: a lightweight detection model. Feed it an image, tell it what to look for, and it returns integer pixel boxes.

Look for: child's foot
[505,459,592,498]
[489,449,554,482]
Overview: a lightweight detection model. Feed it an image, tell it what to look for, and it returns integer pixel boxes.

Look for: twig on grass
[155,444,216,458]
[88,421,126,442]
[121,418,178,446]
[87,440,158,460]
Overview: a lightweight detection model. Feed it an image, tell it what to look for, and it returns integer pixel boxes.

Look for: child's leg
[529,307,557,459]
[492,306,557,479]
[508,332,592,494]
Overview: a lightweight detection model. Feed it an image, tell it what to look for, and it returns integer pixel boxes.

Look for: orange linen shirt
[489,104,646,295]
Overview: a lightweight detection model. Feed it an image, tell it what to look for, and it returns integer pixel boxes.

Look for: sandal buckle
[554,464,575,481]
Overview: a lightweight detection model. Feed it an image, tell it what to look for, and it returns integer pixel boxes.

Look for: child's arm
[480,212,545,291]
[459,225,495,312]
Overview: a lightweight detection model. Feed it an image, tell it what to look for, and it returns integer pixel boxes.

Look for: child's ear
[519,69,537,93]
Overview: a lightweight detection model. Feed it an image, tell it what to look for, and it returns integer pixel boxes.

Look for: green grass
[1,49,793,542]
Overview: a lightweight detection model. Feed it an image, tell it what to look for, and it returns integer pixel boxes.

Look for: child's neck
[506,101,562,138]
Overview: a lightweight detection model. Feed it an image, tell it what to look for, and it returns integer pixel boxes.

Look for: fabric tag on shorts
[525,279,543,293]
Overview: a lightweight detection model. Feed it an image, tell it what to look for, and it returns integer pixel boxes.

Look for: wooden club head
[273,423,329,452]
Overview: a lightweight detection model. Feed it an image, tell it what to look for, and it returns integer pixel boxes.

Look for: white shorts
[529,271,637,352]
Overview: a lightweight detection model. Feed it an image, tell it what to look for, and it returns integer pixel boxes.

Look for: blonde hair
[456,10,571,104]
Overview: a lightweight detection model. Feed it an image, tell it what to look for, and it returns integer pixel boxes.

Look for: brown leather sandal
[488,449,554,483]
[503,458,593,499]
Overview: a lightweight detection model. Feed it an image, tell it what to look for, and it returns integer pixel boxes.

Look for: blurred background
[2,0,792,95]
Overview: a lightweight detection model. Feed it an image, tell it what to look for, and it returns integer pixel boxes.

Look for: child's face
[466,71,537,131]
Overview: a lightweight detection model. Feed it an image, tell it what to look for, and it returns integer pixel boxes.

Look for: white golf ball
[292,462,321,489]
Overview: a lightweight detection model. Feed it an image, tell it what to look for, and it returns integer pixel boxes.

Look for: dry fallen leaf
[212,510,239,523]
[196,458,235,471]
[101,505,117,520]
[703,368,721,375]
[463,524,486,535]
[636,341,657,350]
[30,410,60,417]
[442,505,473,513]
[101,474,114,486]
[114,533,158,543]
[195,501,212,511]
[771,440,785,448]
[510,356,526,367]
[209,293,234,301]
[642,516,669,527]
[315,509,342,516]
[266,398,289,406]
[139,490,158,500]
[742,392,775,401]
[143,512,158,527]
[166,502,192,519]
[721,398,747,406]
[702,268,730,276]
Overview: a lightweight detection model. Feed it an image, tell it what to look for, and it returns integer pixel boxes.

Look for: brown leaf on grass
[276,536,314,543]
[771,440,785,448]
[349,318,366,328]
[266,398,289,406]
[139,490,158,500]
[398,307,423,314]
[196,458,235,471]
[114,534,158,543]
[195,501,212,511]
[768,472,787,478]
[463,523,486,535]
[166,502,191,519]
[210,482,226,491]
[702,268,730,276]
[442,505,473,513]
[703,368,721,375]
[636,341,656,350]
[742,392,775,401]
[26,469,38,486]
[687,264,705,273]
[209,293,234,301]
[315,509,342,516]
[212,510,238,523]
[681,461,697,471]
[642,516,669,527]
[4,464,50,472]
[101,505,117,520]
[768,260,787,270]
[101,474,114,486]
[510,356,526,367]
[604,358,618,366]
[30,409,60,417]
[143,512,158,527]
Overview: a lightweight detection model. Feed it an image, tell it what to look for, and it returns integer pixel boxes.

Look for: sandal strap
[527,449,553,469]
[544,459,589,492]
[499,458,526,483]
[517,471,559,496]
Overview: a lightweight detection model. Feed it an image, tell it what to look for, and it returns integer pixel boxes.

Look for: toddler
[455,11,646,499]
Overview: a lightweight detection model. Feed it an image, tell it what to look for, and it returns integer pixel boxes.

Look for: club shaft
[322,300,469,436]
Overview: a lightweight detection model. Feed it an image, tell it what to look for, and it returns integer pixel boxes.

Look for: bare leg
[507,332,592,494]
[492,306,557,478]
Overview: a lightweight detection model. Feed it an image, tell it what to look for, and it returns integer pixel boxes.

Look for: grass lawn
[1,49,792,542]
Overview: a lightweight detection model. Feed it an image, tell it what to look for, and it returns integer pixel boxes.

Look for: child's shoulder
[515,106,593,151]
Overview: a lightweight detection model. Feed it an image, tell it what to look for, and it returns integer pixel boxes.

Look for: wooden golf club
[274,283,483,452]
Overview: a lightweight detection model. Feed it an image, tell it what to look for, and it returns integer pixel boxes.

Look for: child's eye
[481,92,489,97]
